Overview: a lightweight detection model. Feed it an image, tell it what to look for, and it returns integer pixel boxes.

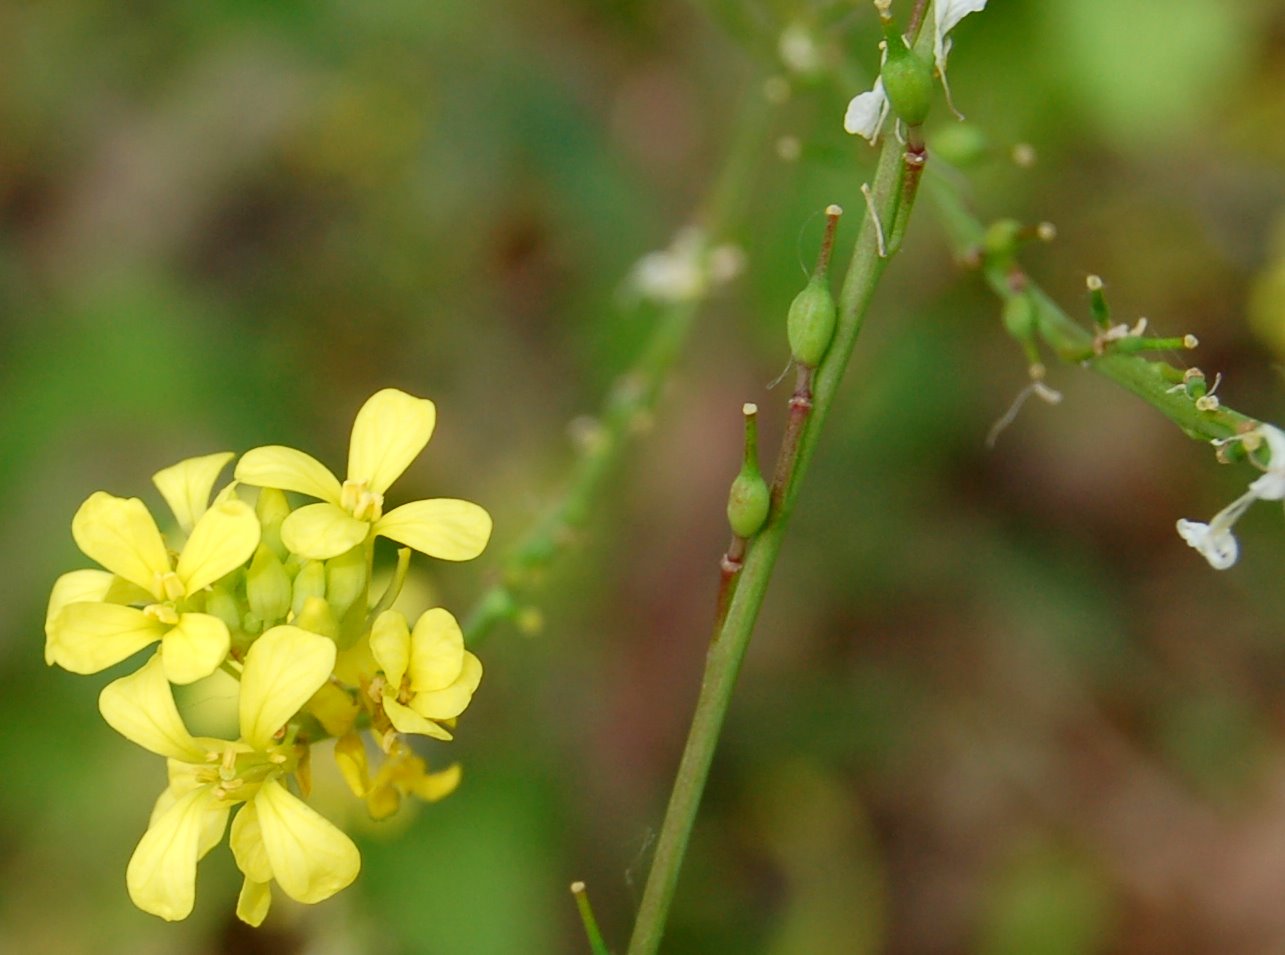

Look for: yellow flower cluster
[43,389,492,925]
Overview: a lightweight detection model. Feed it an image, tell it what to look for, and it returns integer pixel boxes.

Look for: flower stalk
[625,17,935,952]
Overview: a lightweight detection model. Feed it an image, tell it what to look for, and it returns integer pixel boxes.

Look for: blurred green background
[4,1,1285,952]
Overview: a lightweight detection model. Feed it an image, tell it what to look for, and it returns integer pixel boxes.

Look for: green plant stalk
[928,181,1261,441]
[462,93,771,647]
[625,38,932,954]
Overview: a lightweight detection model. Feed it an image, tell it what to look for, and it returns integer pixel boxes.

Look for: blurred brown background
[3,0,1285,952]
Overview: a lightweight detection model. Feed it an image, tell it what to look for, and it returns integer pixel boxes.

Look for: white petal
[1176,518,1238,570]
[843,81,889,142]
[1249,424,1285,501]
[935,0,987,69]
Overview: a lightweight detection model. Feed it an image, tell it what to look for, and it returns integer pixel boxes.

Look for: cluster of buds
[43,389,492,924]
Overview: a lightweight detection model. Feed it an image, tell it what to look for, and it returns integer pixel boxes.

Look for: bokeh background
[4,1,1285,952]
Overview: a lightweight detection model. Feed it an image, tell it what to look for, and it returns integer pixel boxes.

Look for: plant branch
[461,92,772,647]
[625,17,937,954]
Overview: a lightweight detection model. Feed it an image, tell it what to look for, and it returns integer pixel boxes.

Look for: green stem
[625,25,934,953]
[462,91,771,647]
[928,180,1262,442]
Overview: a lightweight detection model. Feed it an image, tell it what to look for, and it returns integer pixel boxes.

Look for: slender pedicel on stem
[777,205,842,510]
[571,882,611,955]
[717,403,770,628]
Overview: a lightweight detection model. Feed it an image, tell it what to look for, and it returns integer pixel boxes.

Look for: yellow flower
[234,388,492,562]
[98,625,360,924]
[369,607,482,741]
[47,484,259,684]
[335,732,461,820]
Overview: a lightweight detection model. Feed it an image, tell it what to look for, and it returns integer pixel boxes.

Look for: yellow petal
[175,499,260,593]
[382,694,453,740]
[375,499,492,561]
[99,655,205,760]
[71,492,171,594]
[254,779,360,904]
[346,388,436,494]
[334,731,370,798]
[239,626,336,749]
[160,613,231,685]
[407,607,466,691]
[305,681,360,738]
[45,570,116,664]
[45,569,114,629]
[229,802,273,882]
[152,452,236,533]
[370,610,411,688]
[126,786,224,922]
[282,502,370,560]
[410,762,462,803]
[48,602,165,674]
[236,877,273,927]
[235,446,342,503]
[410,652,482,721]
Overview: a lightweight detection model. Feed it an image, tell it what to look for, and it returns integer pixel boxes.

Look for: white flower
[778,22,823,76]
[843,79,890,143]
[1248,423,1285,500]
[627,228,743,305]
[934,0,988,76]
[1177,424,1285,569]
[931,0,988,120]
[844,0,988,140]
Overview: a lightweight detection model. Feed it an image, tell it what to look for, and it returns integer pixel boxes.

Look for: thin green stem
[625,22,936,954]
[462,91,771,647]
[928,180,1262,442]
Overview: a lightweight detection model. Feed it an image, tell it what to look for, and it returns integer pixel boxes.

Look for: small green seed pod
[788,274,837,368]
[1002,294,1037,341]
[880,39,934,128]
[727,403,770,539]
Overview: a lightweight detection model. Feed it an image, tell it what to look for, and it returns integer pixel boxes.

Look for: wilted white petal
[843,80,889,142]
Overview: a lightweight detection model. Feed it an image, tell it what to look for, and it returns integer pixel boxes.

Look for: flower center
[155,570,186,602]
[143,603,180,626]
[341,479,384,522]
[194,745,293,803]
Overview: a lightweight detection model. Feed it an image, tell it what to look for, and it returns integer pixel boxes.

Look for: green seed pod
[726,403,770,539]
[931,122,990,168]
[788,274,837,368]
[984,219,1024,260]
[1002,294,1037,341]
[246,543,291,624]
[881,39,934,127]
